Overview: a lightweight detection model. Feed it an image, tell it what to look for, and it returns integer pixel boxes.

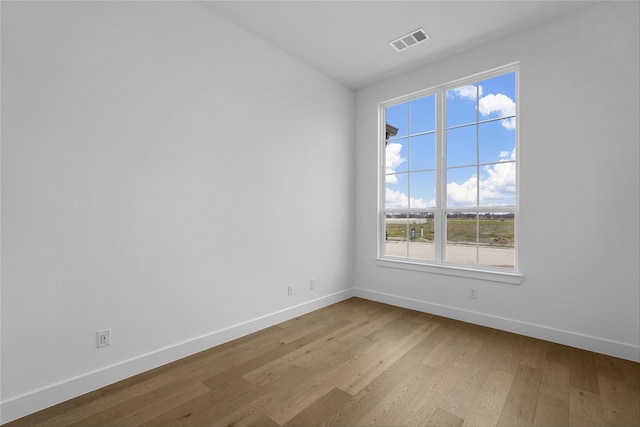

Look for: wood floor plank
[102,382,211,427]
[533,394,569,427]
[308,334,390,398]
[620,359,640,393]
[500,364,543,423]
[339,323,436,396]
[5,298,639,427]
[231,412,280,427]
[139,376,258,426]
[439,365,491,419]
[569,387,605,426]
[231,366,318,422]
[569,415,614,427]
[497,411,533,427]
[495,333,529,375]
[521,338,549,370]
[264,342,365,424]
[467,329,509,372]
[242,321,356,386]
[545,341,572,366]
[425,407,464,427]
[279,320,328,345]
[31,369,178,427]
[335,306,407,344]
[389,360,469,426]
[594,353,627,383]
[207,391,276,427]
[598,374,639,426]
[422,334,483,370]
[539,360,570,402]
[462,369,515,427]
[349,362,438,426]
[388,318,444,367]
[570,347,601,395]
[318,356,423,426]
[257,337,370,425]
[203,318,353,388]
[283,388,352,427]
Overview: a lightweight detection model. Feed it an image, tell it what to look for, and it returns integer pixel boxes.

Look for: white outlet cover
[97,329,111,348]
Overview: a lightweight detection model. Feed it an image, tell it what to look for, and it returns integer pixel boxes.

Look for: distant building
[385,123,398,143]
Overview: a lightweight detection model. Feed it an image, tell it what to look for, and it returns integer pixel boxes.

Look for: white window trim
[377,63,522,285]
[375,258,523,285]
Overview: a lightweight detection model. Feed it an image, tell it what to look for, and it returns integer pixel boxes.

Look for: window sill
[375,258,524,285]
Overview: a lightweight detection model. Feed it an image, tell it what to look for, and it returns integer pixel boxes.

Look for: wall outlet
[288,285,293,295]
[310,279,316,290]
[97,329,111,348]
[470,288,478,299]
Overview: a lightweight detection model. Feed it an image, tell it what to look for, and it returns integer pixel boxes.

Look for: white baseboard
[4,286,638,423]
[353,287,640,363]
[0,289,354,424]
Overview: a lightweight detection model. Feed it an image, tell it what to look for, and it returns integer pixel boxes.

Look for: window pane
[446,125,477,167]
[386,138,408,174]
[446,83,478,127]
[409,133,436,171]
[385,102,408,138]
[408,212,435,261]
[478,213,515,269]
[446,212,477,265]
[409,171,436,208]
[446,166,478,207]
[385,213,408,258]
[385,173,408,209]
[479,119,516,165]
[479,162,516,206]
[410,95,436,134]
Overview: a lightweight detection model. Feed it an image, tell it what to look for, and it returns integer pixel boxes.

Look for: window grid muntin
[385,95,438,211]
[380,64,518,272]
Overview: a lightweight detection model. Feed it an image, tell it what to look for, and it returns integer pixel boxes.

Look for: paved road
[385,241,514,268]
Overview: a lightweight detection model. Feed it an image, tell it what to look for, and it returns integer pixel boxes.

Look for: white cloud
[385,142,405,184]
[480,161,516,204]
[447,149,516,206]
[478,93,516,129]
[385,188,432,209]
[447,174,478,206]
[500,117,516,130]
[385,188,409,209]
[386,142,405,170]
[448,85,482,100]
[411,196,433,209]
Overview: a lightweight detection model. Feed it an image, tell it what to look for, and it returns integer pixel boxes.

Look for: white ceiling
[198,0,597,89]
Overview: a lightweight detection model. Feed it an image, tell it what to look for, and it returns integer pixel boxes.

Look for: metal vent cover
[389,28,429,52]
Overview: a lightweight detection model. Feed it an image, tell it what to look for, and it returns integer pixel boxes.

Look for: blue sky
[385,71,516,209]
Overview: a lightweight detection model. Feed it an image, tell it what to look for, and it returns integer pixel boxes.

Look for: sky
[385,71,516,210]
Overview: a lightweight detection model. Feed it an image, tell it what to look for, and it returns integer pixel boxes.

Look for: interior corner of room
[1,0,638,424]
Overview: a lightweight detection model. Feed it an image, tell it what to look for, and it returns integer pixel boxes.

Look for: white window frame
[376,63,523,285]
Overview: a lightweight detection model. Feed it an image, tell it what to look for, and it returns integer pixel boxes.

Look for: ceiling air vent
[389,28,429,52]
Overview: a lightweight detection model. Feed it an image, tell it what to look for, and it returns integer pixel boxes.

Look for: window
[380,65,520,279]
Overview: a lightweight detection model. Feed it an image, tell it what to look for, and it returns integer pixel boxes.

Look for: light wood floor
[5,298,639,427]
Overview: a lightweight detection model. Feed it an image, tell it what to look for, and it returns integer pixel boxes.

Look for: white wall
[1,1,354,422]
[354,1,639,362]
